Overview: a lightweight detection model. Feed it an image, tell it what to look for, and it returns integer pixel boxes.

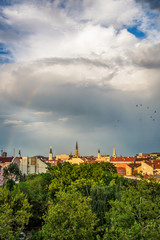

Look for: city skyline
[0,0,160,156]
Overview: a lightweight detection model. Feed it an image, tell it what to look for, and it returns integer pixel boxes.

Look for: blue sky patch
[0,43,13,64]
[127,26,146,39]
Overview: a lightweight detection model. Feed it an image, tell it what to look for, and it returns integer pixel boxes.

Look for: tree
[3,163,22,188]
[48,162,117,197]
[0,186,31,240]
[104,179,160,240]
[19,173,51,228]
[42,190,98,240]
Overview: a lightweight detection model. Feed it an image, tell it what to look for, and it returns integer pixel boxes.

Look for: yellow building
[141,161,153,175]
[126,163,141,176]
[95,149,110,162]
[56,154,70,161]
[66,158,84,165]
[49,146,53,160]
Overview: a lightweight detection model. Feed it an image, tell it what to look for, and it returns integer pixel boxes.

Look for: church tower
[49,146,53,160]
[112,146,117,158]
[18,149,21,158]
[75,141,79,158]
[98,149,101,159]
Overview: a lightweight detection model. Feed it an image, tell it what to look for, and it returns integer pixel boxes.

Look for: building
[74,141,79,158]
[126,163,141,176]
[66,157,84,165]
[49,146,53,160]
[110,156,135,175]
[20,157,49,175]
[56,154,70,161]
[141,160,160,176]
[112,146,117,158]
[95,149,110,162]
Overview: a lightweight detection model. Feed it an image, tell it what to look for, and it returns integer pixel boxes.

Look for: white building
[20,157,49,175]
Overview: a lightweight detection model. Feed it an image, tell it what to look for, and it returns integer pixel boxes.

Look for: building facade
[20,157,48,175]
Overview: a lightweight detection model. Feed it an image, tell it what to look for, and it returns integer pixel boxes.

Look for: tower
[112,146,117,158]
[49,146,53,160]
[75,141,79,158]
[18,149,21,158]
[98,149,101,159]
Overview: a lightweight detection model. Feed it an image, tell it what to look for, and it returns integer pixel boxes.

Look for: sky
[0,0,160,157]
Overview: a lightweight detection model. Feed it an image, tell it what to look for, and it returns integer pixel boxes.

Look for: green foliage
[19,173,51,228]
[48,162,117,196]
[91,185,115,223]
[104,179,160,240]
[0,186,31,240]
[3,163,22,187]
[28,230,42,240]
[6,178,16,191]
[3,161,160,240]
[42,190,98,240]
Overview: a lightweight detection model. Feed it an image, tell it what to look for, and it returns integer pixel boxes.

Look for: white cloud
[58,117,69,122]
[0,0,145,62]
[3,120,23,125]
[0,0,160,156]
[33,111,53,116]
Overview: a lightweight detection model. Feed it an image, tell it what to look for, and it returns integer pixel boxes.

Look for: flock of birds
[112,103,159,128]
[135,104,157,122]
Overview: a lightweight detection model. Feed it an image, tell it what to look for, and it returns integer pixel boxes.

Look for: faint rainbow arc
[6,82,44,154]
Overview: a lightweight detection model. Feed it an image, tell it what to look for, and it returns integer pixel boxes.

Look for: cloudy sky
[0,0,160,157]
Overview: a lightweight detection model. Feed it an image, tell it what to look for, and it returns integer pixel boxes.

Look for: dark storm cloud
[0,0,160,156]
[135,0,160,11]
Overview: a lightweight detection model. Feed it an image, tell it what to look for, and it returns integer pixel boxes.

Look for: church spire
[98,149,101,159]
[75,141,79,158]
[50,146,52,154]
[18,149,21,158]
[49,146,53,160]
[76,141,78,150]
[112,145,117,158]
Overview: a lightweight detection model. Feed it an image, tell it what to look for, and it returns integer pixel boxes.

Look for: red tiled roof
[144,160,160,169]
[0,157,13,163]
[88,160,96,164]
[110,157,135,162]
[136,157,150,161]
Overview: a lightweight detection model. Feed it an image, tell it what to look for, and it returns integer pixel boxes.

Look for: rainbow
[6,82,44,154]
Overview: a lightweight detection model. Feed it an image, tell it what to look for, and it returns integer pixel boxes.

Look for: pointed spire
[50,146,52,154]
[75,141,79,158]
[49,146,53,160]
[18,149,21,158]
[76,141,78,150]
[98,149,101,159]
[112,145,117,158]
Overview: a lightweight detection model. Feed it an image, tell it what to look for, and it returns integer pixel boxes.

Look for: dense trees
[104,180,160,240]
[42,190,98,240]
[18,173,51,228]
[0,187,31,240]
[1,162,160,239]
